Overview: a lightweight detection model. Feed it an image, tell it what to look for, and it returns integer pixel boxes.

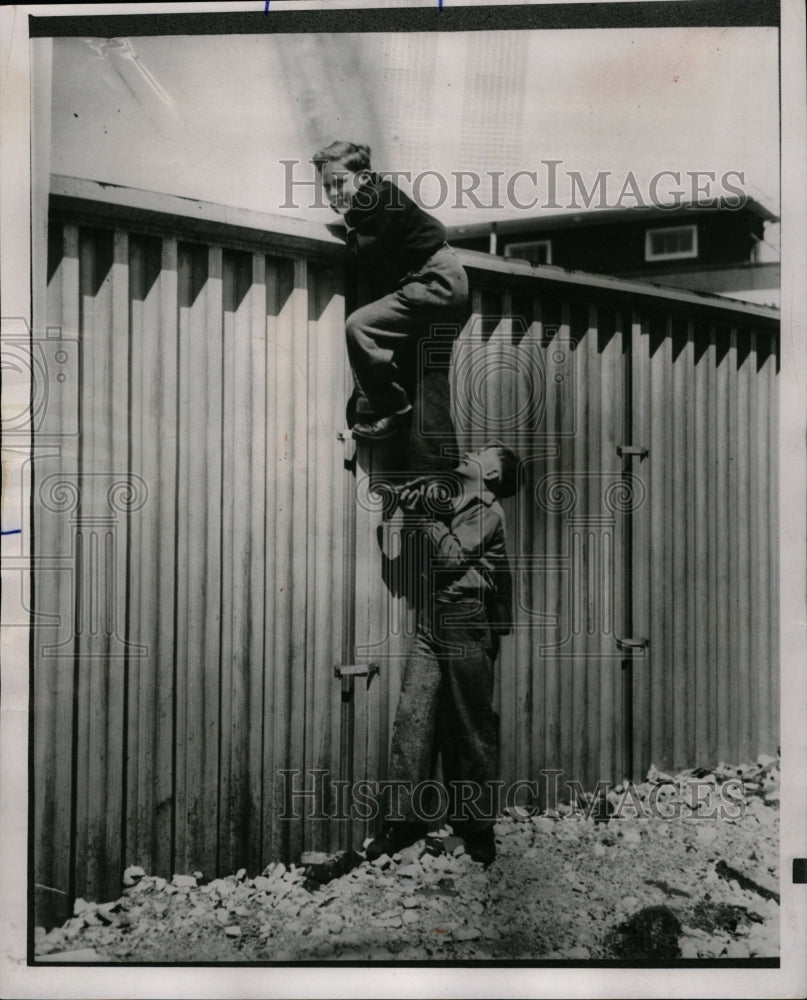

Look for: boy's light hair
[485,440,520,500]
[312,140,372,173]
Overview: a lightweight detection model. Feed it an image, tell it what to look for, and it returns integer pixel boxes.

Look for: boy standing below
[312,141,468,441]
[365,442,519,866]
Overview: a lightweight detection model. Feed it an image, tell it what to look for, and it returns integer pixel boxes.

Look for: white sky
[42,27,779,225]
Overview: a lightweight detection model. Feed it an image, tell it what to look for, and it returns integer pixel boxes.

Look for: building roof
[447,197,779,241]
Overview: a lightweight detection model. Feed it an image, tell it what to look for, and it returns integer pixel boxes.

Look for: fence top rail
[456,248,780,327]
[50,174,780,328]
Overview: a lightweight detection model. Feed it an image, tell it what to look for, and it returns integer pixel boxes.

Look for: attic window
[504,240,552,265]
[645,225,698,262]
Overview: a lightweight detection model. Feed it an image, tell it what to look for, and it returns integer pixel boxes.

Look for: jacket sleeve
[422,504,502,567]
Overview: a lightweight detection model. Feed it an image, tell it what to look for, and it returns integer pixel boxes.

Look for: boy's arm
[422,503,503,567]
[346,179,410,247]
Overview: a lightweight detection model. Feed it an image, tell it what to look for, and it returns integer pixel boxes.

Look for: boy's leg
[365,631,441,859]
[435,611,500,862]
[345,248,469,425]
[345,291,420,418]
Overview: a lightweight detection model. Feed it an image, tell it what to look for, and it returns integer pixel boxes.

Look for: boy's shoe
[346,388,376,429]
[364,821,427,862]
[463,827,496,867]
[352,408,412,441]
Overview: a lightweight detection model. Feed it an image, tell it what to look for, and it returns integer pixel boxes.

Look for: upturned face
[457,447,503,486]
[319,162,367,215]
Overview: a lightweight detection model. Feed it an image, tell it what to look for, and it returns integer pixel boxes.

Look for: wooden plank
[734,328,752,760]
[671,317,688,766]
[750,332,769,753]
[262,256,284,863]
[648,317,670,767]
[155,238,178,877]
[266,256,302,862]
[767,335,780,751]
[201,245,223,876]
[691,322,711,764]
[494,289,517,792]
[49,176,347,260]
[174,242,203,873]
[287,257,309,861]
[725,328,740,762]
[104,229,128,898]
[523,294,543,793]
[125,234,160,876]
[556,299,575,789]
[218,253,237,874]
[306,263,339,852]
[73,227,99,902]
[714,325,731,761]
[247,252,268,872]
[629,312,649,776]
[34,221,80,925]
[598,304,621,785]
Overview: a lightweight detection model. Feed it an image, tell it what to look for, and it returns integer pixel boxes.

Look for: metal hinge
[617,445,648,459]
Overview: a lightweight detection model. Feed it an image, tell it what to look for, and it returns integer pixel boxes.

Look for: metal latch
[617,445,648,459]
[334,663,380,699]
[334,662,379,681]
[616,637,649,652]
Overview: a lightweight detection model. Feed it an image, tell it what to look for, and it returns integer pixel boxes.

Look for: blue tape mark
[264,0,270,11]
[438,0,443,8]
[1,529,22,536]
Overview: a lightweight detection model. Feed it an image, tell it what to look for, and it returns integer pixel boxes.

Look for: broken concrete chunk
[679,937,700,959]
[396,842,425,866]
[172,874,197,888]
[122,865,146,886]
[224,925,242,938]
[564,945,590,959]
[453,926,481,941]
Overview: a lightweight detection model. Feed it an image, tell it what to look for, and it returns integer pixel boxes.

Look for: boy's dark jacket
[344,172,447,288]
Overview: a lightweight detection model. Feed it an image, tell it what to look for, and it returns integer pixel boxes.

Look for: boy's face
[457,447,503,489]
[319,161,365,215]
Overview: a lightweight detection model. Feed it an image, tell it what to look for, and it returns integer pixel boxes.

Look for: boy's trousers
[384,599,500,836]
[346,245,468,417]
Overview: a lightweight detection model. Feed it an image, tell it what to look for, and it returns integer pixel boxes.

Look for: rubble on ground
[35,755,780,962]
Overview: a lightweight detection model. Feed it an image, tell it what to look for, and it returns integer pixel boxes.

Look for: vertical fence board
[247,253,268,873]
[34,222,81,925]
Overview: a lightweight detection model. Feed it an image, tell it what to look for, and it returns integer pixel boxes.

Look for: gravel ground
[35,759,780,963]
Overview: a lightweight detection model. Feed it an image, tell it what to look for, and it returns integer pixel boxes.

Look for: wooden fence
[33,176,779,923]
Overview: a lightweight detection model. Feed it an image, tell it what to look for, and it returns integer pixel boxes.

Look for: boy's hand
[397,483,427,514]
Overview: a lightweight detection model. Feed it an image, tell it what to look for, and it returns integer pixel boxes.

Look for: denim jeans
[345,245,469,417]
[385,599,500,834]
